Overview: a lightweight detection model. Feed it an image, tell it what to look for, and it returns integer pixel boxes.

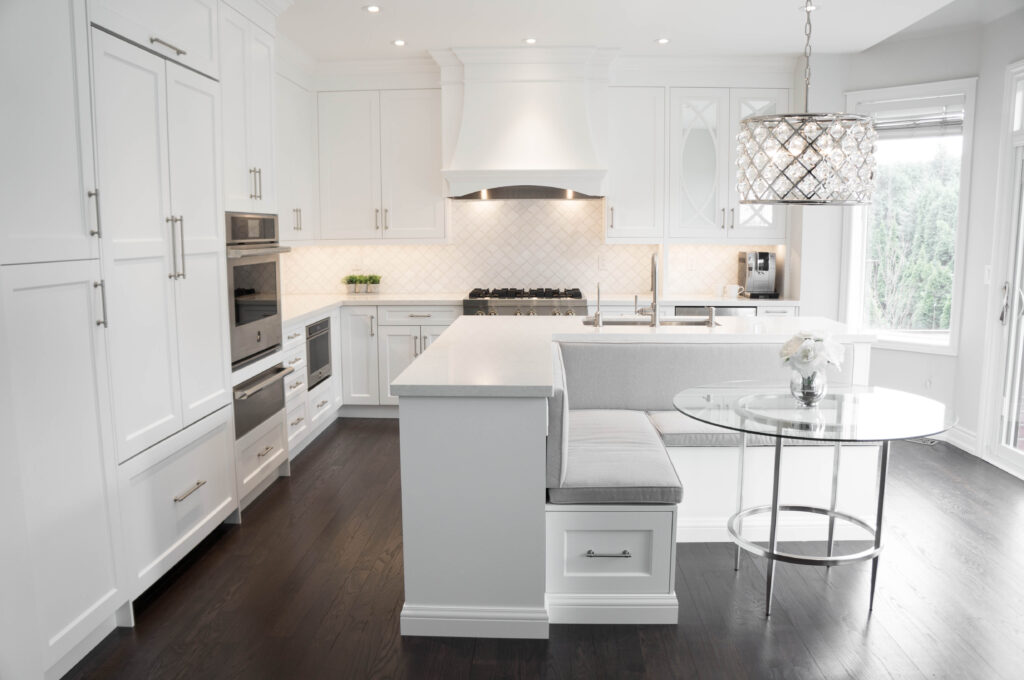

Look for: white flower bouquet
[780,331,844,378]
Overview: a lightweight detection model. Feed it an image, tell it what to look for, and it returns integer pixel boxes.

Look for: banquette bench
[544,340,875,624]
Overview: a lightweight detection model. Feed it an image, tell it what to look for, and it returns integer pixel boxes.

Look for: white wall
[796,11,1024,444]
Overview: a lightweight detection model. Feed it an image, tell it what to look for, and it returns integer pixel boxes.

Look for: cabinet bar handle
[94,280,108,327]
[729,208,735,229]
[383,208,389,230]
[375,208,380,230]
[370,315,375,336]
[290,416,304,426]
[585,549,632,558]
[167,216,178,279]
[414,335,419,357]
[317,400,328,408]
[298,208,302,230]
[177,216,186,279]
[249,168,258,199]
[720,208,726,230]
[287,332,302,340]
[150,36,186,56]
[609,206,614,229]
[88,189,102,237]
[408,313,432,318]
[289,380,303,389]
[294,208,300,231]
[173,480,206,503]
[287,357,302,365]
[257,445,273,458]
[256,168,263,200]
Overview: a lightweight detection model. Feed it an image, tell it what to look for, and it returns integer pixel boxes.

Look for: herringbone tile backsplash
[281,198,776,296]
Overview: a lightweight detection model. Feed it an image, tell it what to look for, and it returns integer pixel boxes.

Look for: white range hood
[431,47,613,197]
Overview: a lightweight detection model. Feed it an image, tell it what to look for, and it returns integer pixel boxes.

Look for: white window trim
[839,77,978,356]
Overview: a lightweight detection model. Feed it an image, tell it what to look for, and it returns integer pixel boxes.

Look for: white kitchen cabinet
[377,323,448,405]
[0,260,127,674]
[91,0,220,78]
[0,0,99,265]
[319,89,444,241]
[421,324,447,351]
[220,4,276,213]
[92,30,230,462]
[606,87,665,242]
[307,378,336,428]
[668,87,788,243]
[340,306,381,404]
[276,74,320,241]
[118,407,236,597]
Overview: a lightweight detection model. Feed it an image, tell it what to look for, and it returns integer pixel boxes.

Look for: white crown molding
[611,54,799,88]
[315,57,441,91]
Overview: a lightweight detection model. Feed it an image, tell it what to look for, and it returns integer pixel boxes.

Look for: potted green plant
[367,274,381,294]
[344,274,360,294]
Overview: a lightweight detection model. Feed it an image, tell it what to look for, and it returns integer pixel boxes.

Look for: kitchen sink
[583,315,721,327]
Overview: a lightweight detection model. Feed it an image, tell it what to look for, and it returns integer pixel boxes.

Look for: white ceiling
[890,0,1024,38]
[277,0,962,63]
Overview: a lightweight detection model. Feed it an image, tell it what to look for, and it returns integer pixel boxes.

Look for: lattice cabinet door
[729,89,790,241]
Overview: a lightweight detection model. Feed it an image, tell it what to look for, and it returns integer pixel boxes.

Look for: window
[843,79,976,352]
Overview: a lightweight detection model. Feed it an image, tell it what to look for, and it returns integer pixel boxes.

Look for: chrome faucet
[635,254,660,327]
[592,282,603,327]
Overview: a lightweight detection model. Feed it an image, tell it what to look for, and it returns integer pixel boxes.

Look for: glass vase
[790,370,827,407]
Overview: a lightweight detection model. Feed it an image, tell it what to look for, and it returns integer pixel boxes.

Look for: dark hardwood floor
[67,419,1024,680]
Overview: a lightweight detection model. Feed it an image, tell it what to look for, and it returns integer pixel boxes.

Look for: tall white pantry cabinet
[0,0,257,677]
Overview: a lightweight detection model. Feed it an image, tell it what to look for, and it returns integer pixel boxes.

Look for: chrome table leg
[734,430,747,571]
[765,435,783,617]
[826,442,842,567]
[869,440,890,611]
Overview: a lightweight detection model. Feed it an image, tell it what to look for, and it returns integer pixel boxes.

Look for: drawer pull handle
[288,357,302,365]
[585,549,632,559]
[408,313,432,318]
[257,445,274,458]
[289,380,303,389]
[290,416,304,426]
[287,332,302,340]
[173,480,206,503]
[317,400,328,408]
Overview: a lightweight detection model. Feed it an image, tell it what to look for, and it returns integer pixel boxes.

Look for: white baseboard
[936,425,976,456]
[545,593,678,625]
[288,413,338,461]
[400,604,549,639]
[983,445,1024,481]
[339,405,398,419]
[45,614,117,680]
[677,516,873,543]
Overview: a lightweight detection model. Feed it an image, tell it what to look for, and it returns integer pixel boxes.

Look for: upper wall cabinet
[668,87,788,243]
[319,89,445,241]
[605,87,665,243]
[276,74,319,242]
[0,0,99,264]
[220,4,275,214]
[91,0,219,78]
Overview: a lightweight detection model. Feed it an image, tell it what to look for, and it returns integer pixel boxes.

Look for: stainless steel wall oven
[306,317,331,390]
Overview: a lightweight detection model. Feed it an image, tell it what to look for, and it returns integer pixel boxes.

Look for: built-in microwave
[306,317,331,390]
[226,213,290,368]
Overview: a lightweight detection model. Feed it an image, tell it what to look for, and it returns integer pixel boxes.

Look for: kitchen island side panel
[398,395,550,639]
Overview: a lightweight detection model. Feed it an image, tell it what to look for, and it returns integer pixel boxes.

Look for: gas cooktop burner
[468,287,583,300]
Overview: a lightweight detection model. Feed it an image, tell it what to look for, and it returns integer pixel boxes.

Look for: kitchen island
[391,316,873,639]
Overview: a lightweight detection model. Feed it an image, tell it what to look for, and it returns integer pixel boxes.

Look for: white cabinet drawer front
[285,370,307,402]
[236,418,287,494]
[757,306,797,317]
[308,380,336,427]
[283,324,306,348]
[378,306,460,326]
[283,343,307,372]
[286,399,309,448]
[120,410,235,596]
[546,510,674,594]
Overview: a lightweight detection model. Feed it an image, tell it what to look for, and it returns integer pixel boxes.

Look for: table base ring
[728,504,882,568]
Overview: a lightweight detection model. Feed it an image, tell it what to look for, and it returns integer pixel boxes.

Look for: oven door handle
[227,245,293,259]
[234,366,295,400]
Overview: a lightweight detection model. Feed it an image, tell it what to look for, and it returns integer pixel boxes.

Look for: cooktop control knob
[514,310,522,316]
[528,310,537,316]
[488,310,497,316]
[552,310,562,316]
[475,310,485,316]
[566,309,575,316]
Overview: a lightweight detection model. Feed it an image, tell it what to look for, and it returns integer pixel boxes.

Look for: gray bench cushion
[547,343,570,488]
[648,410,880,448]
[549,410,683,505]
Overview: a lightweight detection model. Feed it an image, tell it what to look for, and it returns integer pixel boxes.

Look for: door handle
[721,208,726,230]
[94,280,108,328]
[609,206,614,229]
[1018,286,1024,318]
[375,208,380,230]
[294,208,300,231]
[729,208,735,229]
[88,189,102,237]
[177,216,186,279]
[414,335,419,357]
[370,315,375,337]
[167,216,178,279]
[249,168,258,199]
[383,208,389,230]
[257,168,263,200]
[1000,282,1010,324]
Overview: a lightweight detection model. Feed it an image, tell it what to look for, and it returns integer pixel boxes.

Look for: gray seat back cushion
[547,343,570,488]
[559,341,855,412]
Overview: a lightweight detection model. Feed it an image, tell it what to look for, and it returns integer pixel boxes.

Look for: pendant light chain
[803,0,814,113]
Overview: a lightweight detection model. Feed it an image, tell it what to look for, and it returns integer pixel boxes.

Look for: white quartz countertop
[281,292,464,324]
[391,315,873,398]
[592,293,800,307]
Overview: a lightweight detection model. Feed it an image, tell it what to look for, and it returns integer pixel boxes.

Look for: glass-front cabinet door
[729,89,789,240]
[669,88,730,239]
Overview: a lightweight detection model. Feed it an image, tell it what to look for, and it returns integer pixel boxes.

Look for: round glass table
[673,381,955,617]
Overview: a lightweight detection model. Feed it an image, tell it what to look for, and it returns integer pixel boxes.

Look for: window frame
[840,78,978,356]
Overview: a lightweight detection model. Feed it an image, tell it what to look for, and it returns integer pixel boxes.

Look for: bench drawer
[546,508,675,594]
[378,305,460,326]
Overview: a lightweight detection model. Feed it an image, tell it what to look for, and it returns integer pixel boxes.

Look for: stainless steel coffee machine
[738,251,779,298]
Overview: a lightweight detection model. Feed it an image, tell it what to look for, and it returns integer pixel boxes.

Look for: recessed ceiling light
[392,39,405,47]
[656,37,670,45]
[363,5,380,12]
[523,38,537,45]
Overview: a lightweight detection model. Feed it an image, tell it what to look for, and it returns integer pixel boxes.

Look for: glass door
[997,149,1024,455]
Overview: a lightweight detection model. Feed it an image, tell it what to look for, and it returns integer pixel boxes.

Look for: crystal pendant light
[736,1,877,205]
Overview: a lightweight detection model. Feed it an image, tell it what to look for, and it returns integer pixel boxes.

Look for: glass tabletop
[673,381,956,443]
